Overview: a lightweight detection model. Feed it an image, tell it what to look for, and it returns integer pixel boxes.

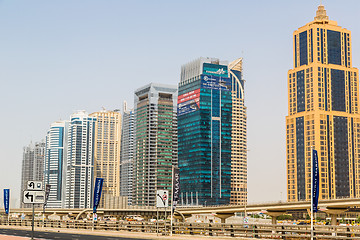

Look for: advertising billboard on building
[178,89,200,104]
[177,89,200,116]
[201,75,231,91]
[203,63,228,78]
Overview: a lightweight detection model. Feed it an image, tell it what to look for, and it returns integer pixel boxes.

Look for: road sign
[27,181,43,191]
[156,190,169,208]
[23,191,45,204]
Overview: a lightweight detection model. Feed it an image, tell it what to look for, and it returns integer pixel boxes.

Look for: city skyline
[1,1,360,207]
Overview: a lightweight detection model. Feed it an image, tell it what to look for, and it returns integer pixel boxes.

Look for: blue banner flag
[93,178,103,213]
[4,189,9,214]
[312,149,319,212]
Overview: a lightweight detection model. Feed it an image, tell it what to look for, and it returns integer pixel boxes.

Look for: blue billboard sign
[178,98,200,116]
[201,75,231,91]
[4,189,9,214]
[177,89,200,116]
[203,63,228,78]
[93,178,103,213]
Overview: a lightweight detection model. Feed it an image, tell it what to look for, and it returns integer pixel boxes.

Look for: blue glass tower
[44,120,69,208]
[178,58,233,206]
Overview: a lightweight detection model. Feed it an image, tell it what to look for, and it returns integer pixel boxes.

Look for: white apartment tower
[64,111,96,208]
[120,101,135,205]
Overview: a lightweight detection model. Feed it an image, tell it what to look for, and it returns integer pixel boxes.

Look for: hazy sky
[1,0,360,207]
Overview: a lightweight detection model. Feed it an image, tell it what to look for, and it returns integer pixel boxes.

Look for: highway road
[0,228,148,240]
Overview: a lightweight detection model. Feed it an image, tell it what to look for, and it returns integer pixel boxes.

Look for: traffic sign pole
[24,180,44,240]
[164,206,167,234]
[156,208,159,236]
[31,203,34,240]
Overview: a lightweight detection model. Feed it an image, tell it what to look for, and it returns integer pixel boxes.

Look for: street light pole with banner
[311,148,319,240]
[4,189,10,225]
[42,184,51,228]
[43,184,51,212]
[92,178,103,231]
[170,167,180,236]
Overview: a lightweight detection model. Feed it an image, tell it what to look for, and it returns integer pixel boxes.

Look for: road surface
[0,228,148,240]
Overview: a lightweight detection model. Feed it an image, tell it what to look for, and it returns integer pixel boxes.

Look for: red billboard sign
[178,89,200,104]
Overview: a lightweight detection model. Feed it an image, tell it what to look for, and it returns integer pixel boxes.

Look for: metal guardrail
[1,219,360,239]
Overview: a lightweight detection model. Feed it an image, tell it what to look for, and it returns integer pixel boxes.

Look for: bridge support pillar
[330,214,337,226]
[214,213,234,223]
[271,217,277,225]
[264,211,286,225]
[322,207,347,226]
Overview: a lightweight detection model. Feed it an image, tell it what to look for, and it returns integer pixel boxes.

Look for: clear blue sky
[1,0,359,207]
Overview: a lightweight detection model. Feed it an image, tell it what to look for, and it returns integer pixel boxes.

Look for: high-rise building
[133,83,178,206]
[178,57,247,206]
[229,59,247,205]
[20,141,46,208]
[90,109,122,208]
[120,101,135,205]
[44,121,69,208]
[286,5,360,201]
[64,110,96,208]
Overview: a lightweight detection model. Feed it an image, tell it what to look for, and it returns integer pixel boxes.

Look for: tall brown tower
[286,5,360,202]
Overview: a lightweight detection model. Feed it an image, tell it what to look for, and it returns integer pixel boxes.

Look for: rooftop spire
[314,4,329,21]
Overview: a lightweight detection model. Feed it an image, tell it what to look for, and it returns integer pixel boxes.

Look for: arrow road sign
[23,191,45,204]
[27,181,43,191]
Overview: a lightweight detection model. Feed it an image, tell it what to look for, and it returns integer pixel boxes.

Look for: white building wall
[120,102,135,205]
[64,110,96,209]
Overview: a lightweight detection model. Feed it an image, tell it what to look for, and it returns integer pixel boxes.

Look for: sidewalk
[0,225,259,240]
[0,235,30,240]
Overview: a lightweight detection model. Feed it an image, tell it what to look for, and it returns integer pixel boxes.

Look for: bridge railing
[1,219,360,239]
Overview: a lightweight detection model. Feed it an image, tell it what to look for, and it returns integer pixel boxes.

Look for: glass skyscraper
[133,83,178,206]
[44,120,68,208]
[286,5,360,201]
[178,57,247,206]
